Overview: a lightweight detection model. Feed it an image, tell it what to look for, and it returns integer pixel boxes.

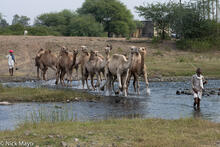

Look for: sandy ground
[0,36,153,79]
[0,35,219,82]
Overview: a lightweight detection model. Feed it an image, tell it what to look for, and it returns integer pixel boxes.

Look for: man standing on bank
[6,50,16,76]
[192,68,207,110]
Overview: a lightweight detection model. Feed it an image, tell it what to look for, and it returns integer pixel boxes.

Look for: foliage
[0,13,9,27]
[136,2,173,39]
[27,26,61,36]
[77,0,136,37]
[176,37,220,52]
[12,14,30,26]
[68,14,105,37]
[34,9,76,36]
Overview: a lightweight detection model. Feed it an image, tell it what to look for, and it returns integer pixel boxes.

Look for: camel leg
[95,72,101,88]
[37,67,40,79]
[133,75,137,93]
[81,67,85,89]
[90,74,96,90]
[117,71,122,91]
[85,75,90,90]
[55,66,60,85]
[75,65,79,80]
[42,68,47,81]
[136,76,140,95]
[62,71,67,86]
[122,71,129,96]
[100,66,109,91]
[143,66,149,95]
[106,75,113,95]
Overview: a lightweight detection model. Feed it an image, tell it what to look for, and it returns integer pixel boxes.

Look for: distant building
[132,21,154,38]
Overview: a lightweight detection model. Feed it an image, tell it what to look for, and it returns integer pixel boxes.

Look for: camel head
[59,46,68,56]
[130,46,139,55]
[105,44,112,55]
[36,48,45,57]
[90,50,98,57]
[139,47,147,55]
[72,49,78,55]
[81,46,89,55]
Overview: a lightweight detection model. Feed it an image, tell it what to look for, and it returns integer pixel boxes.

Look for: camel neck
[125,53,133,69]
[140,53,145,69]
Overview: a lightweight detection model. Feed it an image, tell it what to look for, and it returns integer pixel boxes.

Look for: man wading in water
[6,50,16,76]
[192,68,207,110]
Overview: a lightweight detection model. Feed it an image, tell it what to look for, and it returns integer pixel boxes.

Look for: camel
[55,47,78,86]
[127,47,149,95]
[35,48,57,80]
[83,50,102,90]
[77,46,91,89]
[35,48,45,79]
[104,46,139,96]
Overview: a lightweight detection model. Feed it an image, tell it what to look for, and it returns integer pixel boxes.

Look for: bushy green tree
[35,9,76,35]
[77,0,136,37]
[68,14,104,36]
[0,13,8,27]
[27,26,60,36]
[12,14,30,26]
[136,2,173,39]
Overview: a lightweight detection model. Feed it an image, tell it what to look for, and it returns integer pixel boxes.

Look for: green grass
[0,118,220,146]
[146,50,220,78]
[0,86,100,102]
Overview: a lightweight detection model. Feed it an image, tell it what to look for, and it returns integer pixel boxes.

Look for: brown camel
[105,46,139,96]
[77,46,90,89]
[83,50,101,90]
[35,48,57,80]
[35,48,45,79]
[55,47,78,86]
[127,47,149,95]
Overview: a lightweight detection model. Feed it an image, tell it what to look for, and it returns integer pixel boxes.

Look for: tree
[12,14,30,26]
[0,13,8,27]
[34,9,76,35]
[77,0,136,37]
[68,14,104,36]
[136,2,173,39]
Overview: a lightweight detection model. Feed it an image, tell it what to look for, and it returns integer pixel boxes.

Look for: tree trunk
[208,0,210,19]
[216,0,219,22]
[212,0,215,20]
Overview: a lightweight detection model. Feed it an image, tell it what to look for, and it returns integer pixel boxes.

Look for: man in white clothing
[192,68,207,110]
[6,50,16,76]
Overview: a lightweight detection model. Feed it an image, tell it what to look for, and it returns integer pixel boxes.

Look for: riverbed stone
[210,90,216,95]
[176,90,181,95]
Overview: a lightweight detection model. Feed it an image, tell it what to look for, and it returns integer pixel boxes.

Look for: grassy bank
[0,85,100,102]
[146,45,220,78]
[0,118,220,146]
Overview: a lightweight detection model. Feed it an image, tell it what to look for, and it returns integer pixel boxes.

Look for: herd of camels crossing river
[35,45,150,96]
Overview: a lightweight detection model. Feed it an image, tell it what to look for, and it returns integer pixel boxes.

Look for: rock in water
[176,90,181,95]
[0,101,12,105]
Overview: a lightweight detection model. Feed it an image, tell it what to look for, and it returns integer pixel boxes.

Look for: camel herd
[35,45,149,96]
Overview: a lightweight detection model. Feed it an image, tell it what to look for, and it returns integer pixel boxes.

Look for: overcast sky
[1,0,182,25]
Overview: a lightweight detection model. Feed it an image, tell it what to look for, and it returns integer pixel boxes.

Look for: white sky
[1,0,184,25]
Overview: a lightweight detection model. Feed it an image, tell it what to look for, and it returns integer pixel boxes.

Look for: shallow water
[1,79,220,130]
